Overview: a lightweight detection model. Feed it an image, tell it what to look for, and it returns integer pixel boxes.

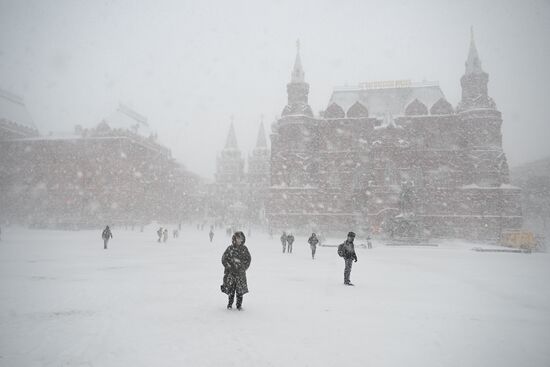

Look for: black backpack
[337,244,344,257]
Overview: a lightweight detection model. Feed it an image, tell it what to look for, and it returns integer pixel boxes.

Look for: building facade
[266,33,522,241]
[212,120,271,226]
[0,102,201,228]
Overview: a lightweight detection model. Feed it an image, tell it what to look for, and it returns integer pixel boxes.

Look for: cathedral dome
[430,98,454,115]
[405,99,428,116]
[324,102,345,118]
[346,101,369,118]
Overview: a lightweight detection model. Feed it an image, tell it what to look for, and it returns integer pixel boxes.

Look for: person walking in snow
[308,233,319,259]
[157,227,163,243]
[337,232,358,286]
[209,228,215,243]
[286,233,295,253]
[220,231,251,310]
[367,235,372,249]
[102,225,113,249]
[280,231,287,253]
[163,228,168,243]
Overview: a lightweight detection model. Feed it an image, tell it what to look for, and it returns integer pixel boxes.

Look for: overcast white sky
[1,0,549,179]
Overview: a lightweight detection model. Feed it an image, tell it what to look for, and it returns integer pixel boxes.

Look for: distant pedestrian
[173,229,179,238]
[102,225,113,249]
[367,235,372,249]
[163,228,168,243]
[337,232,358,286]
[209,229,215,242]
[157,227,163,242]
[308,233,319,259]
[280,232,287,253]
[221,231,251,310]
[286,233,295,253]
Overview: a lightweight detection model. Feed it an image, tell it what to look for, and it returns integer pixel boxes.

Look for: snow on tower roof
[465,26,484,75]
[102,103,152,137]
[224,121,239,150]
[0,88,37,131]
[255,121,268,149]
[291,39,305,83]
[329,80,445,118]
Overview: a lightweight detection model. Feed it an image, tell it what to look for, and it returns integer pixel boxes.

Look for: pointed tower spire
[291,39,305,83]
[224,118,239,150]
[255,117,267,149]
[465,26,483,74]
[217,116,244,185]
[282,40,313,117]
[458,27,495,111]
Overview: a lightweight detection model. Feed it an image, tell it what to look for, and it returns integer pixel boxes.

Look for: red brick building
[267,33,522,241]
[0,102,201,228]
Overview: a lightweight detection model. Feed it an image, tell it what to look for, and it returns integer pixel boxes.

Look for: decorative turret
[282,40,313,117]
[224,121,239,150]
[458,27,495,111]
[254,120,268,151]
[291,40,305,84]
[249,118,270,163]
[216,118,244,184]
[247,118,271,223]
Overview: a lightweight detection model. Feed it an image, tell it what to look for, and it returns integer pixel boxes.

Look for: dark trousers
[103,239,108,249]
[311,246,316,259]
[288,243,293,253]
[282,243,286,253]
[344,258,353,283]
[228,289,243,308]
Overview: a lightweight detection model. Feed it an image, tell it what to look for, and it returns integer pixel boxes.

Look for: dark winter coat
[221,244,251,295]
[337,240,357,261]
[286,234,295,245]
[308,235,319,247]
[280,234,287,245]
[102,228,113,240]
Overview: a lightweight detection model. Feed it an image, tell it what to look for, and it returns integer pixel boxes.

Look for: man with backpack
[337,232,358,285]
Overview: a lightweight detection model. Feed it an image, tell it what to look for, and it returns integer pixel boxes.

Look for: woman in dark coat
[221,231,251,310]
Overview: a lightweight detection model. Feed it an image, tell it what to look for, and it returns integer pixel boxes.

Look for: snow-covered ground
[1,226,549,367]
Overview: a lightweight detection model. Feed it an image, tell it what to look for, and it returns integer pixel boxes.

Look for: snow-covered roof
[329,81,446,118]
[0,88,37,131]
[102,103,152,138]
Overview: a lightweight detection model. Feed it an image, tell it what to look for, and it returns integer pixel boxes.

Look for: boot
[236,295,243,310]
[227,293,235,309]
